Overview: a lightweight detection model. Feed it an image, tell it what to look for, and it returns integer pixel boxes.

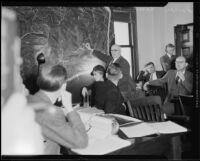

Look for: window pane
[114,22,129,45]
[121,47,132,77]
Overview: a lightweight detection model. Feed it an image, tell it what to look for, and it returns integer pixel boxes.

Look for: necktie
[149,73,153,81]
[175,76,180,84]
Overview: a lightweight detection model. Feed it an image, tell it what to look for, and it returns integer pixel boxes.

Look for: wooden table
[62,131,183,159]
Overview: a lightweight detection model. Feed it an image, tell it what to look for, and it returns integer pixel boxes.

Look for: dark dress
[89,80,126,115]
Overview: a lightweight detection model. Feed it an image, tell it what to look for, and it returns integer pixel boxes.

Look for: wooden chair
[167,94,194,129]
[147,83,168,104]
[126,96,165,122]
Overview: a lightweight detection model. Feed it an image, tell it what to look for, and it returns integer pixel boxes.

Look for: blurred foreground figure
[1,8,44,155]
[27,64,88,154]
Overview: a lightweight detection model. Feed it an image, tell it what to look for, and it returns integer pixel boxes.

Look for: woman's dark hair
[91,65,106,79]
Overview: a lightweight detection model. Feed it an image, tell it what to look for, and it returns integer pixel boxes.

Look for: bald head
[175,56,188,71]
[111,44,121,59]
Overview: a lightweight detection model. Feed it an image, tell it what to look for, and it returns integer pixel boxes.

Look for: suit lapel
[114,56,121,64]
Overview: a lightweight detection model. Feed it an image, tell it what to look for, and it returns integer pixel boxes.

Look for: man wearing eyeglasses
[84,43,140,102]
[84,43,130,79]
[144,56,193,115]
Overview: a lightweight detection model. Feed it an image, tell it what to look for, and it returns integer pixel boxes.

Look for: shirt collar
[176,70,185,76]
[167,53,171,58]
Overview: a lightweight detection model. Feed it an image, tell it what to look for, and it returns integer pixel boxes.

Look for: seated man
[27,64,88,154]
[82,64,126,115]
[136,62,165,89]
[144,56,193,115]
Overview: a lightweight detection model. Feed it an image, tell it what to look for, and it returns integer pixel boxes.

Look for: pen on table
[120,122,142,127]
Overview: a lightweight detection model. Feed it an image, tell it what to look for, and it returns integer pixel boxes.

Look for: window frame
[111,8,139,79]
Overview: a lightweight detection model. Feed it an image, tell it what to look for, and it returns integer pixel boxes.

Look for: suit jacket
[27,90,88,154]
[90,80,126,115]
[148,70,193,102]
[160,54,176,72]
[93,50,130,78]
[137,70,166,83]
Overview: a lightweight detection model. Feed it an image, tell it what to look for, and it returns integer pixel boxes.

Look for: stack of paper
[78,112,119,138]
[147,121,188,134]
[120,122,158,138]
[106,114,142,126]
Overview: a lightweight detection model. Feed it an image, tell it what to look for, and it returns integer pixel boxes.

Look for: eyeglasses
[175,61,185,63]
[111,49,119,52]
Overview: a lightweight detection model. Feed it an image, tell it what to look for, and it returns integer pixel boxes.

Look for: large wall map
[8,7,114,103]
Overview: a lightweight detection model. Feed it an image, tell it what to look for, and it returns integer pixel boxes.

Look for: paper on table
[147,121,188,134]
[105,114,142,126]
[108,114,142,122]
[78,112,119,138]
[120,122,158,138]
[77,107,104,114]
[71,135,131,155]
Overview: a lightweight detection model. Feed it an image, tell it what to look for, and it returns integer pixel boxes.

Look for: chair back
[129,96,165,122]
[148,83,168,104]
[167,95,193,129]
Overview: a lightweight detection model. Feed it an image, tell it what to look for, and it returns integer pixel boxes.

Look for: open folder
[120,120,188,138]
[106,114,187,138]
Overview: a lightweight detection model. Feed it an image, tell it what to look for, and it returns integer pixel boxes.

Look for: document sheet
[71,135,131,155]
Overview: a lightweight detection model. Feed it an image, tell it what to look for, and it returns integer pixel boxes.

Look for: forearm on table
[40,110,88,149]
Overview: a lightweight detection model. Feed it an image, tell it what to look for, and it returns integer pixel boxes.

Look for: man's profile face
[175,57,187,71]
[111,45,121,59]
[166,47,175,55]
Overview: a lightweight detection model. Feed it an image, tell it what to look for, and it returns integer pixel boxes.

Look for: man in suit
[160,43,176,72]
[84,43,131,79]
[82,64,126,114]
[137,62,166,85]
[144,56,193,115]
[27,64,88,154]
[84,43,139,101]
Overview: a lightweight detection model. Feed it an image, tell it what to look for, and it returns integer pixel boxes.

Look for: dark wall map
[7,7,114,103]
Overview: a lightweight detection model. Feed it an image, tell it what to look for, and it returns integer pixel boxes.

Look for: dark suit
[92,50,140,101]
[90,80,126,115]
[93,50,130,78]
[160,54,176,72]
[137,70,166,83]
[27,91,87,154]
[148,70,193,115]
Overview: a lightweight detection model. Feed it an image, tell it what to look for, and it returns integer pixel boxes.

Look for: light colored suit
[27,90,88,154]
[148,70,193,115]
[149,70,193,102]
